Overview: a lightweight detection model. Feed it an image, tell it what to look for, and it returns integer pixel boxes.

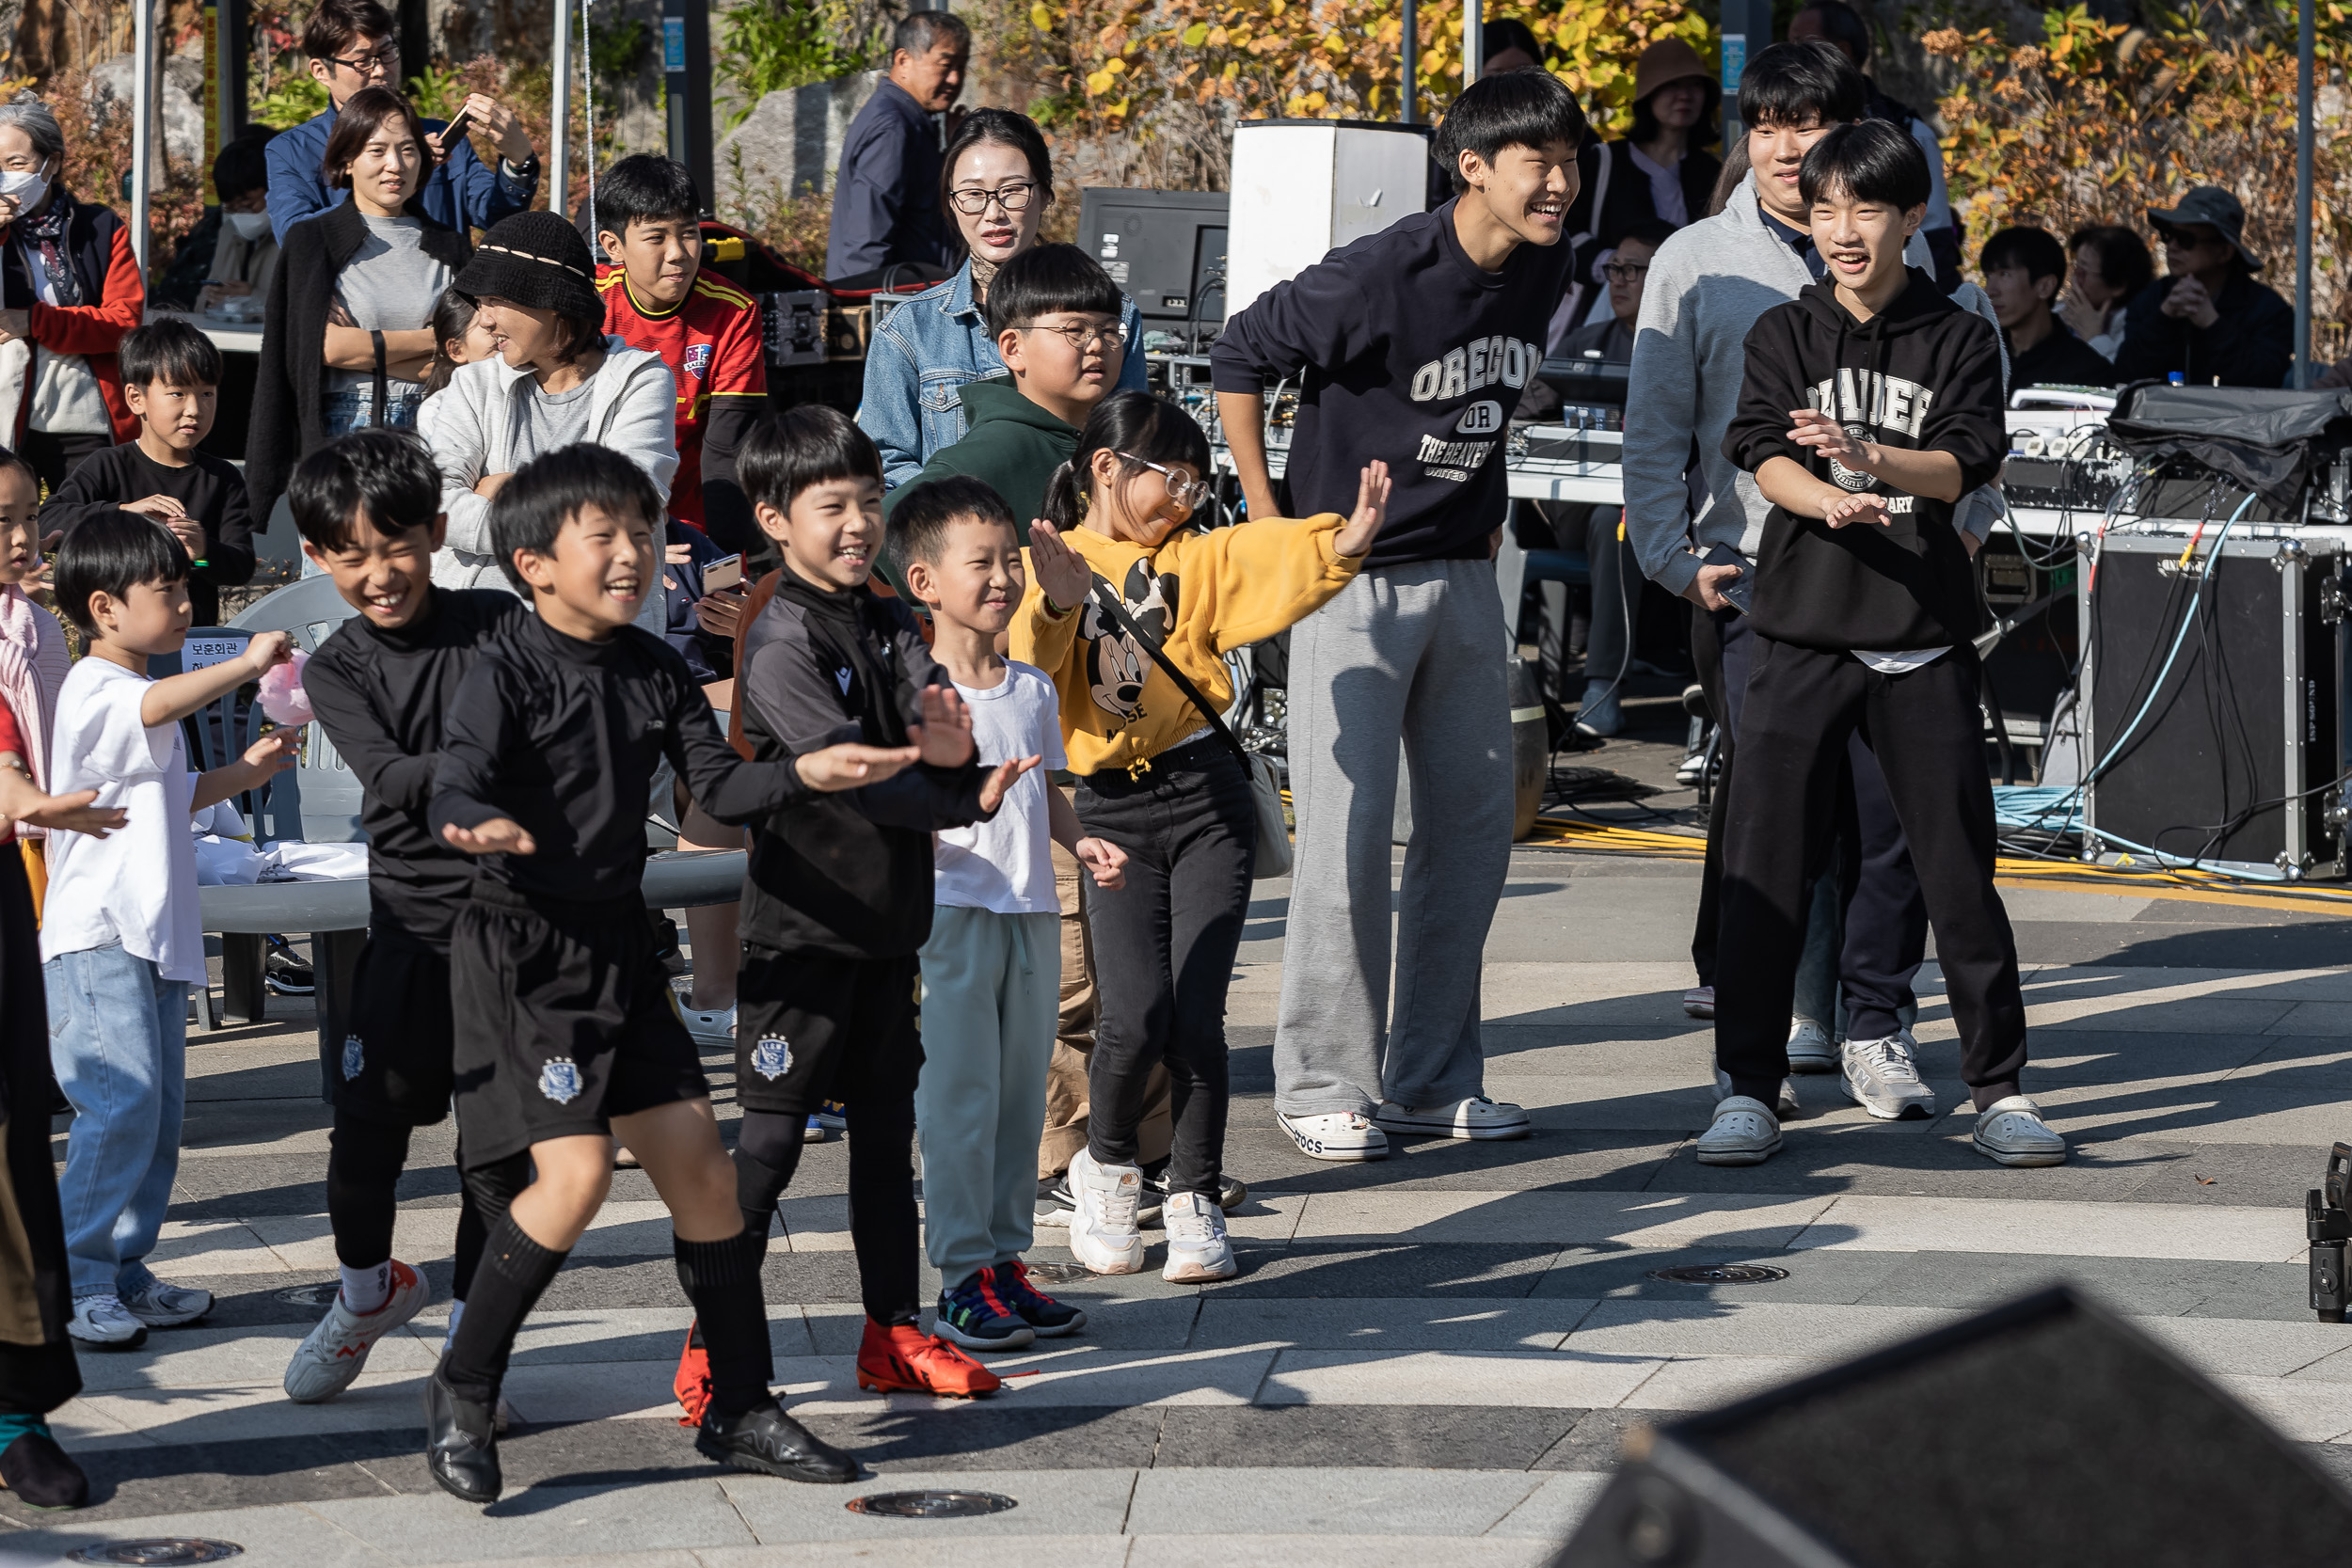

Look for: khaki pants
[1038,788,1173,1180]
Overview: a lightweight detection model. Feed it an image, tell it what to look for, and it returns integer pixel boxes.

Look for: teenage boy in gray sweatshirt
[1622,41,1963,1111]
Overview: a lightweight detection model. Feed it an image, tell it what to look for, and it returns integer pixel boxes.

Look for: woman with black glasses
[859,107,1144,491]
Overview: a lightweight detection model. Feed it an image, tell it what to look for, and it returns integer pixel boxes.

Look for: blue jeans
[321,382,421,436]
[45,942,188,1298]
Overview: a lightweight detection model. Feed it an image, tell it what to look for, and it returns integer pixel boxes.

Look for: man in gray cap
[2113,185,2294,388]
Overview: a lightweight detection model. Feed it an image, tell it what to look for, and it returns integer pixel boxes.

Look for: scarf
[0,583,67,832]
[18,196,79,308]
[968,254,1001,301]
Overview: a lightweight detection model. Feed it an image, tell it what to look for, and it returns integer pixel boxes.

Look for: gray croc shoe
[1715,1069,1800,1118]
[1974,1095,2068,1167]
[1697,1095,1782,1165]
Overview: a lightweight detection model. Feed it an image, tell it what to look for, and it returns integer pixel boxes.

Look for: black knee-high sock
[439,1214,566,1405]
[675,1229,771,1418]
[733,1109,809,1257]
[453,1151,532,1302]
[326,1113,410,1269]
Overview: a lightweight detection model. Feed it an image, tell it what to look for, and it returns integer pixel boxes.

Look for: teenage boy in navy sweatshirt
[1212,71,1586,1164]
[1708,120,2063,1172]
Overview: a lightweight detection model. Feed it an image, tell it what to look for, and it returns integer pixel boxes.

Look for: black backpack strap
[1088,576,1251,771]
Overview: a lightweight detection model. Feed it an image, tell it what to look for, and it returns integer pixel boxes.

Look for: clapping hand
[977,753,1041,814]
[1331,460,1391,557]
[12,786,126,838]
[795,741,922,791]
[907,684,977,768]
[443,816,537,855]
[1788,409,1871,470]
[1026,520,1093,612]
[1821,489,1892,530]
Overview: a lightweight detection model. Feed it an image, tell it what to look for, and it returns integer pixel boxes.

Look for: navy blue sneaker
[933,1268,1036,1353]
[997,1259,1086,1337]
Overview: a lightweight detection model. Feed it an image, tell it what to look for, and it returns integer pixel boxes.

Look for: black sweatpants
[1716,638,2026,1111]
[1074,736,1255,1200]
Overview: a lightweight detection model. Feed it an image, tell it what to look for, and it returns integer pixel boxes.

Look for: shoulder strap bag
[1087,576,1292,880]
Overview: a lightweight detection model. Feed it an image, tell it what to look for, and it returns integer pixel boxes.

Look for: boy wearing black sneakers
[421,443,930,1503]
[284,432,527,1407]
[1708,120,2062,1171]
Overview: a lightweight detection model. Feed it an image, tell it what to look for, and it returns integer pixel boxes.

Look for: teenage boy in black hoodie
[722,404,1032,1403]
[1711,120,2064,1172]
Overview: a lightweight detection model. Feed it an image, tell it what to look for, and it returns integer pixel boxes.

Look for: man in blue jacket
[822,9,968,280]
[265,0,539,243]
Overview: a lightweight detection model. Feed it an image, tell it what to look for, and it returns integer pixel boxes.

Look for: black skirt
[0,843,80,1416]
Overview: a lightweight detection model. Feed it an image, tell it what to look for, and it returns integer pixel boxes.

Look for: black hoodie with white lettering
[1723,269,2005,652]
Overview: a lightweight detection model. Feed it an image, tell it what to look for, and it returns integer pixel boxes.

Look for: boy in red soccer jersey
[596,155,768,556]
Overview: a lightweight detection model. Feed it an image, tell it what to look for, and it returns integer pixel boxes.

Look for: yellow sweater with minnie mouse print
[1012,512,1365,778]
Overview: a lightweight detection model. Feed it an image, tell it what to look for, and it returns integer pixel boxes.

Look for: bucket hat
[453,211,603,320]
[2146,186,2262,271]
[1633,37,1713,104]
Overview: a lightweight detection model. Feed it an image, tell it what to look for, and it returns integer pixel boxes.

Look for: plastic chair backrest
[147,627,267,826]
[229,575,363,844]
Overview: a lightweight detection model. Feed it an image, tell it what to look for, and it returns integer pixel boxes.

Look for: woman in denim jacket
[859,107,1145,490]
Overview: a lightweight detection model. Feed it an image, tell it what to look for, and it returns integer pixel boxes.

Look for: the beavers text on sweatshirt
[1209,199,1575,568]
[736,570,993,958]
[1721,270,2004,652]
[1012,513,1363,777]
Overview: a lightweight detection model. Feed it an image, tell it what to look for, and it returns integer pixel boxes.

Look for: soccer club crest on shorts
[342,1035,364,1081]
[540,1056,584,1104]
[751,1036,793,1081]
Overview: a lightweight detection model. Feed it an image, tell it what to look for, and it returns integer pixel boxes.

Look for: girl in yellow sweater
[1015,389,1387,1282]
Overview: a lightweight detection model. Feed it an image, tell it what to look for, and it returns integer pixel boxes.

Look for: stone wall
[714,68,881,206]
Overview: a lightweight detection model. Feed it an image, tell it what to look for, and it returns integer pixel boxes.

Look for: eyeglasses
[1602,261,1650,283]
[1025,319,1126,351]
[948,181,1038,215]
[324,46,400,75]
[1119,453,1209,511]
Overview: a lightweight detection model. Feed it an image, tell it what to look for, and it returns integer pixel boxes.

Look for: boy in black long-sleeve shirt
[279,432,526,1411]
[418,442,926,1506]
[39,320,254,626]
[1709,121,2060,1173]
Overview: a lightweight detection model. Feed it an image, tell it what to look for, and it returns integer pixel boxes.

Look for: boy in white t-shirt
[42,511,296,1347]
[891,477,1128,1353]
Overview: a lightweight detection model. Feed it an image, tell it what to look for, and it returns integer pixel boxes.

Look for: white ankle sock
[341,1260,391,1315]
[445,1298,466,1338]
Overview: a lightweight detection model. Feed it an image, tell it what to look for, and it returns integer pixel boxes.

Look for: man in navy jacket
[822,9,967,279]
[265,0,538,242]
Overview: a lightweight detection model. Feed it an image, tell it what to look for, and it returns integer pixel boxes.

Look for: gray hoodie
[1623,176,1996,599]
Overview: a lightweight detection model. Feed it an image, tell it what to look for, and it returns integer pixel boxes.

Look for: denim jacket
[858,258,1150,490]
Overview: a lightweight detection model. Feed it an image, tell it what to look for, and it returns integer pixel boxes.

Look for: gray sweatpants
[1274,560,1514,1117]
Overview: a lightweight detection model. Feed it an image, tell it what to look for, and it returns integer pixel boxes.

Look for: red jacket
[0,196,144,444]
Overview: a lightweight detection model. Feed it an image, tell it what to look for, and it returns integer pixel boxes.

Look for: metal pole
[2296,0,2315,388]
[1400,0,1416,123]
[131,0,153,275]
[1462,5,1483,87]
[550,0,572,224]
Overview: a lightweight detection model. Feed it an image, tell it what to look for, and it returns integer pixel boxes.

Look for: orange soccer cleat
[674,1321,711,1427]
[854,1319,1002,1398]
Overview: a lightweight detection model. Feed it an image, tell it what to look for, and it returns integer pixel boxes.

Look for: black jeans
[1716,639,2027,1110]
[1075,736,1256,1199]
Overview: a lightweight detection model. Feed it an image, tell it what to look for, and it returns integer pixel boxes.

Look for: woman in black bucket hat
[418,210,678,631]
[2113,184,2296,388]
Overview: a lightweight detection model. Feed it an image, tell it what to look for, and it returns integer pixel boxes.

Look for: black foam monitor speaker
[1553,1286,2352,1568]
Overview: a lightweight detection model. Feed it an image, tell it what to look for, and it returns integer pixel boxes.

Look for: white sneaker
[119,1277,214,1329]
[1160,1191,1238,1283]
[1682,986,1715,1020]
[67,1293,147,1349]
[1786,1019,1839,1072]
[1278,1110,1389,1163]
[1713,1069,1800,1118]
[283,1260,428,1403]
[680,1001,736,1048]
[1974,1096,2068,1167]
[1696,1096,1782,1165]
[1842,1032,1937,1120]
[1066,1147,1145,1275]
[1372,1097,1531,1141]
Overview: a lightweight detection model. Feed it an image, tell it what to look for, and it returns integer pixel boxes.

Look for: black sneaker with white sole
[1034,1177,1076,1227]
[1138,1168,1248,1227]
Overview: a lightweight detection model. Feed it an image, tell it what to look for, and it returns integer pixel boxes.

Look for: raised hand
[1026,519,1093,612]
[977,754,1041,814]
[1788,409,1870,469]
[795,740,922,791]
[1074,834,1127,891]
[443,816,537,855]
[906,684,977,768]
[1332,460,1391,557]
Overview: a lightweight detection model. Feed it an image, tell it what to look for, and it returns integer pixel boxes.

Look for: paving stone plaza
[8,725,2352,1568]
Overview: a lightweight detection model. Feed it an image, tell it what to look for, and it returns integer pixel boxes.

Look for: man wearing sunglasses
[264,0,539,244]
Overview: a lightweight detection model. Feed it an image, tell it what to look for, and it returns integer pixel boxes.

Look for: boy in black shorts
[284,431,527,1407]
[422,443,935,1504]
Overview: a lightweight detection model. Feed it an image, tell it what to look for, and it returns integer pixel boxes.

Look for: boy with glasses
[266,0,539,243]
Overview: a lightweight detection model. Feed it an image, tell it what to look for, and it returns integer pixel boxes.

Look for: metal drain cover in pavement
[849,1490,1019,1518]
[1647,1263,1789,1286]
[273,1282,341,1308]
[70,1542,244,1565]
[1018,1261,1090,1284]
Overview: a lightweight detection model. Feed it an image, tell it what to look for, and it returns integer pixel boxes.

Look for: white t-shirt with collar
[40,657,204,982]
[932,660,1065,916]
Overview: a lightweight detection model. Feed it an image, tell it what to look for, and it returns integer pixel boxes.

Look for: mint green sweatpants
[915,906,1061,1287]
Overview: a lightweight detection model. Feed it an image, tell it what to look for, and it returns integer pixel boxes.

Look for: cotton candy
[257,648,313,726]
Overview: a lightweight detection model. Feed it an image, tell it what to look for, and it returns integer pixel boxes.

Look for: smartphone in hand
[436,107,474,160]
[702,552,744,594]
[1700,543,1755,616]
